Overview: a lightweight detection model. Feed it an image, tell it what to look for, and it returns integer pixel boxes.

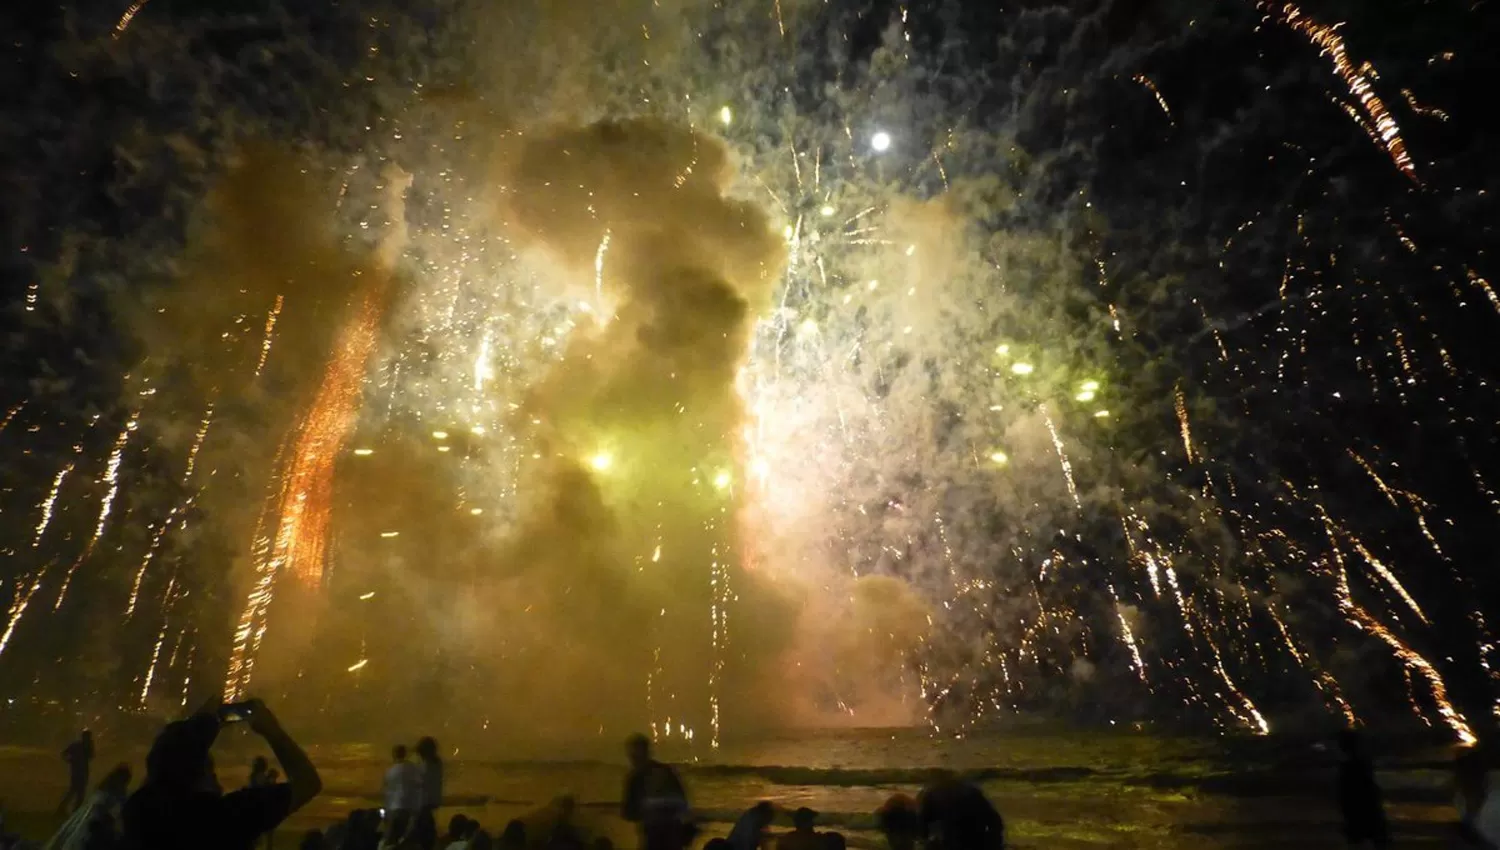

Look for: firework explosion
[1,0,1497,745]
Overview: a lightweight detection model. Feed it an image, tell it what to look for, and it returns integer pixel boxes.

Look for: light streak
[54,411,140,611]
[33,463,73,546]
[113,0,149,38]
[1174,384,1196,463]
[1133,74,1173,123]
[1262,2,1418,182]
[254,296,284,377]
[1040,406,1080,509]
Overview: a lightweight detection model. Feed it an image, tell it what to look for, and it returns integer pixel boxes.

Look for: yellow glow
[751,458,770,480]
[353,448,374,456]
[1076,390,1096,402]
[989,451,1009,466]
[651,544,662,563]
[358,591,375,600]
[380,531,399,538]
[1081,380,1101,392]
[797,318,818,337]
[589,452,613,472]
[347,659,368,672]
[867,279,879,291]
[1011,362,1034,375]
[431,430,449,440]
[994,344,1010,356]
[719,105,733,126]
[713,470,732,490]
[469,507,483,516]
[470,425,487,436]
[1094,410,1110,418]
[819,204,835,217]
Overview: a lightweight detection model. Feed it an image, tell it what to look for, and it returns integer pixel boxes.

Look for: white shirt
[384,761,422,812]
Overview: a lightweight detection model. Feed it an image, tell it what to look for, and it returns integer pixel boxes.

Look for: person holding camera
[122,698,322,850]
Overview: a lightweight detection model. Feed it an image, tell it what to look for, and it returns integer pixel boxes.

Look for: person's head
[145,713,220,795]
[625,733,651,768]
[253,755,270,773]
[81,730,93,744]
[877,793,919,850]
[557,794,577,820]
[792,807,818,832]
[299,829,328,850]
[416,737,439,763]
[821,832,845,850]
[703,840,732,850]
[446,814,471,840]
[99,763,132,795]
[393,744,409,762]
[499,820,526,849]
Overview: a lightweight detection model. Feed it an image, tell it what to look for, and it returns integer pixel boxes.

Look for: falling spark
[1133,74,1174,124]
[254,296,284,377]
[348,658,369,672]
[113,0,149,38]
[1040,406,1080,509]
[33,463,73,546]
[55,412,140,611]
[1263,2,1418,182]
[594,229,612,310]
[1174,384,1196,463]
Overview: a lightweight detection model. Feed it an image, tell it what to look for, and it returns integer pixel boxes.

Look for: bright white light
[713,470,732,491]
[871,131,892,152]
[819,204,835,217]
[380,531,399,538]
[797,318,818,337]
[353,448,374,456]
[469,507,483,516]
[719,106,733,126]
[431,430,449,440]
[1094,410,1111,419]
[590,452,613,472]
[1076,390,1097,402]
[989,451,1009,466]
[1081,380,1101,392]
[1011,362,1035,375]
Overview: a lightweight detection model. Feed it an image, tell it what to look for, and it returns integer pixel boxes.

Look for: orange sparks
[1133,74,1174,124]
[1174,383,1195,463]
[255,296,284,377]
[1335,562,1475,743]
[1263,2,1418,183]
[113,0,149,38]
[54,411,139,611]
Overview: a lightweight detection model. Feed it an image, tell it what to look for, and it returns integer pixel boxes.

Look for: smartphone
[219,701,255,723]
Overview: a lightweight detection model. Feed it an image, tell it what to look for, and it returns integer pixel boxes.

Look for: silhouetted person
[121,698,322,850]
[409,807,439,850]
[383,744,421,840]
[703,841,732,850]
[46,764,131,850]
[621,734,689,850]
[59,731,95,814]
[470,831,493,850]
[547,795,586,850]
[298,831,326,850]
[1456,745,1488,845]
[498,821,526,850]
[1337,730,1389,849]
[820,833,844,850]
[590,838,613,850]
[443,815,474,850]
[416,737,444,814]
[250,756,280,788]
[727,801,775,850]
[775,808,822,850]
[876,793,919,850]
[917,772,1004,850]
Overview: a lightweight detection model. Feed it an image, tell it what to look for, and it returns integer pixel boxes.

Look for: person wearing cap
[121,698,322,850]
[774,808,822,850]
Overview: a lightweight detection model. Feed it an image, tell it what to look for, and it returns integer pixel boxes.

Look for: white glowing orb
[719,105,733,126]
[871,130,892,152]
[1081,379,1101,392]
[1075,390,1097,402]
[1011,362,1035,375]
[989,451,1010,466]
[1094,410,1111,418]
[713,470,732,490]
[819,204,835,217]
[589,452,614,472]
[353,448,374,456]
[431,430,449,440]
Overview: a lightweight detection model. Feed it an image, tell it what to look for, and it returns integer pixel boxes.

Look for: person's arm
[244,699,322,811]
